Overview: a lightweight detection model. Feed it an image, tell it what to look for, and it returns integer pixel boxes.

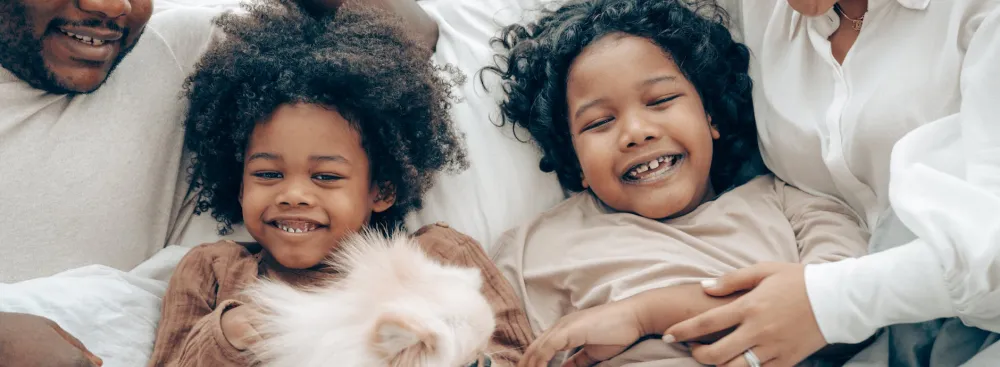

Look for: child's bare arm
[629,283,741,341]
[518,283,739,366]
[147,243,256,367]
[415,224,535,367]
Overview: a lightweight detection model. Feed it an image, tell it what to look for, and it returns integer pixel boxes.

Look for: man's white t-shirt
[0,8,234,283]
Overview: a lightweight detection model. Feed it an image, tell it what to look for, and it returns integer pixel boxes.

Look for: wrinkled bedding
[0,246,191,367]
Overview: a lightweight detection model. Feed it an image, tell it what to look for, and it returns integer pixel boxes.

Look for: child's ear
[239,181,244,205]
[370,312,436,362]
[370,182,396,213]
[710,124,721,140]
[581,172,590,189]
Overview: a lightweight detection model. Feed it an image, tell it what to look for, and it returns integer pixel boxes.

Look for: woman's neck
[836,0,868,19]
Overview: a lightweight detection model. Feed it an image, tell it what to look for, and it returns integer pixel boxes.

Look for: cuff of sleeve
[211,299,250,362]
[804,241,954,344]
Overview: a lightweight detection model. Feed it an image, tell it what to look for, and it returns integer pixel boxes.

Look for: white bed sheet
[0,246,191,367]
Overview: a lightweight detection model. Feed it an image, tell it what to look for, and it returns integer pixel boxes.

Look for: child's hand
[518,300,645,367]
[219,304,264,351]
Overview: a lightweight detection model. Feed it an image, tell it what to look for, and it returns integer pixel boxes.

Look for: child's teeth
[649,160,660,170]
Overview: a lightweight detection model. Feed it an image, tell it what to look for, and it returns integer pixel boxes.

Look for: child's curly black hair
[483,0,766,193]
[183,0,467,234]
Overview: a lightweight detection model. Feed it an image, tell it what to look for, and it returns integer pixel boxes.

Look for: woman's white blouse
[734,0,1000,343]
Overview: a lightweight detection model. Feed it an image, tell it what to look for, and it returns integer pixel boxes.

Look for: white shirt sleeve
[803,6,1000,344]
[146,7,225,76]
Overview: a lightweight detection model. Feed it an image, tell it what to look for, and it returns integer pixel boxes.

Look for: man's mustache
[50,18,127,35]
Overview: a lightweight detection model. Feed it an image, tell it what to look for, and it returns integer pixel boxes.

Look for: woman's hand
[220,304,264,351]
[663,263,827,367]
[519,299,646,367]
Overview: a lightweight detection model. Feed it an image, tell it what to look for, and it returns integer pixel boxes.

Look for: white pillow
[406,0,566,250]
[0,246,191,367]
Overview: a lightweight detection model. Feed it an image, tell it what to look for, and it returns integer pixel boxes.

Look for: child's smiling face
[566,34,719,219]
[240,103,394,269]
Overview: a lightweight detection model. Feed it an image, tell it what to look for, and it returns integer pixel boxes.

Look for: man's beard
[0,0,139,95]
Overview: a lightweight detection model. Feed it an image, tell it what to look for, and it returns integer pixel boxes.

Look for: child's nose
[275,179,316,207]
[618,113,662,150]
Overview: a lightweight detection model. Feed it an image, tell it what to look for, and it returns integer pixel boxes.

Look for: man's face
[0,0,152,94]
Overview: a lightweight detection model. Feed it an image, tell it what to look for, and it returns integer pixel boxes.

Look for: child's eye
[582,117,613,132]
[648,95,680,107]
[312,174,343,181]
[252,171,283,179]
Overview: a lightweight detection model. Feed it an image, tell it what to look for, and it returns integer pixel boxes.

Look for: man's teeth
[60,30,106,46]
[628,155,679,178]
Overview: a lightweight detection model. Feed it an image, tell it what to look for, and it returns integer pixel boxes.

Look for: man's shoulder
[141,7,225,72]
[147,7,223,38]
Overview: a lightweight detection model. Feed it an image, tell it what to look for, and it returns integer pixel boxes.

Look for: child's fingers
[701,263,785,297]
[522,330,570,367]
[521,321,587,367]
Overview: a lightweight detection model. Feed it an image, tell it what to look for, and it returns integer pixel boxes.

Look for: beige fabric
[491,175,869,366]
[0,8,238,283]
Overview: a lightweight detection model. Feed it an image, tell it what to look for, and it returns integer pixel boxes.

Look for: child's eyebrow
[574,97,609,120]
[310,155,350,164]
[639,75,677,87]
[248,152,280,162]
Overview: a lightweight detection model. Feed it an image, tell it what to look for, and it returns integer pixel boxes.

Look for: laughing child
[484,0,869,365]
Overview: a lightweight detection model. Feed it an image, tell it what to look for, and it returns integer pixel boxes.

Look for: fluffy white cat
[245,229,496,367]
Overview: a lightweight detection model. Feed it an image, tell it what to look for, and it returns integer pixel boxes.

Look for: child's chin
[629,197,693,220]
[273,253,325,270]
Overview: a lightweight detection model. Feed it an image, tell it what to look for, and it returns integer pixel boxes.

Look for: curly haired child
[148,1,533,366]
[483,0,869,366]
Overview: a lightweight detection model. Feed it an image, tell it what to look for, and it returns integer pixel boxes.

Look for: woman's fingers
[695,342,779,367]
[702,263,784,297]
[684,326,757,365]
[680,264,824,367]
[663,301,744,343]
[561,348,600,367]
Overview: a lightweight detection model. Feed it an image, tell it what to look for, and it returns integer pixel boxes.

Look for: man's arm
[298,0,439,53]
[0,312,102,367]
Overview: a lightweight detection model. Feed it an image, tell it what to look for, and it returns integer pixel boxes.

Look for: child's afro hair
[183,0,467,234]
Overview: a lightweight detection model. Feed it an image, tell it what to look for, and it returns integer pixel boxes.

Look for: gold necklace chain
[834,3,866,31]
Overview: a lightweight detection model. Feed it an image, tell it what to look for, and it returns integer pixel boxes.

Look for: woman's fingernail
[701,279,717,288]
[662,334,676,343]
